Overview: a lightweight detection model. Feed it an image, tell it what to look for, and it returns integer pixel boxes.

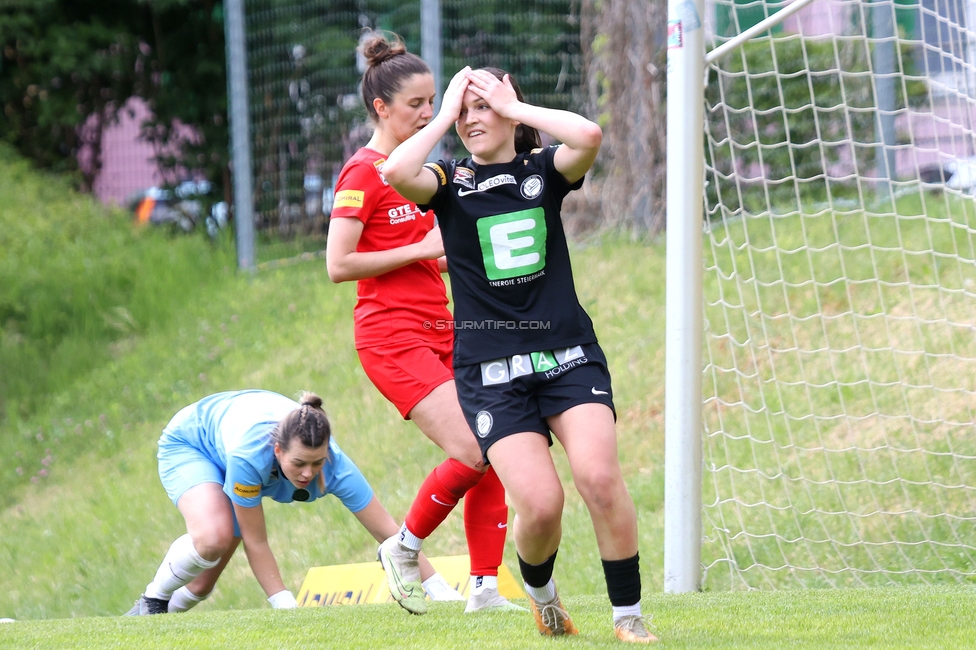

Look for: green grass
[1,587,974,649]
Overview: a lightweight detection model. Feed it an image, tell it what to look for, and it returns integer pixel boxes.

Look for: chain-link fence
[244,0,583,261]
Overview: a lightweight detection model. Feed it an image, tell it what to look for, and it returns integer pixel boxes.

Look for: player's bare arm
[383,67,472,205]
[326,216,444,283]
[235,502,288,599]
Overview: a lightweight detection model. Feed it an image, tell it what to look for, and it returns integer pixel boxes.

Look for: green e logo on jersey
[477,208,547,280]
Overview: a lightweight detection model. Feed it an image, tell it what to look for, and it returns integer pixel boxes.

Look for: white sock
[422,574,444,593]
[145,534,220,600]
[168,586,210,613]
[397,523,423,552]
[523,578,557,603]
[423,573,463,600]
[470,575,498,596]
[612,602,643,622]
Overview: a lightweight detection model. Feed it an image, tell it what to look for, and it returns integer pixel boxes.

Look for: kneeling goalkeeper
[125,389,458,614]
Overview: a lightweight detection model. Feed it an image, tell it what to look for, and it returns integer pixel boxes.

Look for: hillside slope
[0,155,666,618]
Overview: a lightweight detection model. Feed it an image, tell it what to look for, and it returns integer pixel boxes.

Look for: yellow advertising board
[297,554,525,607]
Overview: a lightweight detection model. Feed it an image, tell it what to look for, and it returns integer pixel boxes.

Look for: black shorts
[454,342,616,463]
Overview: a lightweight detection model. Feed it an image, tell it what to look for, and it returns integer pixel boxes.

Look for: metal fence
[241,0,583,262]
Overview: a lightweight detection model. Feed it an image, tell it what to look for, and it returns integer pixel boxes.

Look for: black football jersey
[422,145,597,366]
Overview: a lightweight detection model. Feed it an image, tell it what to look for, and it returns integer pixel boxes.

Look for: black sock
[602,553,641,607]
[518,550,558,588]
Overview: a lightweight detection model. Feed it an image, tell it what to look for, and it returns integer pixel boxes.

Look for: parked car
[130,180,227,239]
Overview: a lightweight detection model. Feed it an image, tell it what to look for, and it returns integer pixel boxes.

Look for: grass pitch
[1,587,974,649]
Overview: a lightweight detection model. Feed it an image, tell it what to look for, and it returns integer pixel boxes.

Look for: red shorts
[357,338,455,419]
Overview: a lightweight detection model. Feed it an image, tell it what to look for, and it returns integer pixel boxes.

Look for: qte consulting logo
[388,203,421,225]
[477,208,546,281]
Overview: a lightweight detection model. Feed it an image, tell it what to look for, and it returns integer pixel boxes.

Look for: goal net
[701,0,976,589]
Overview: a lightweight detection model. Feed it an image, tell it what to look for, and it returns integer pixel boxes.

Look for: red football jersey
[331,147,452,349]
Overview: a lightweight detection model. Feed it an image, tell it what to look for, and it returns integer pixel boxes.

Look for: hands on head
[465,69,519,118]
[439,66,471,123]
[441,66,521,122]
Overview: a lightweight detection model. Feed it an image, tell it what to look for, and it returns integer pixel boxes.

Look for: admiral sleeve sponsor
[234,482,261,498]
[333,189,365,209]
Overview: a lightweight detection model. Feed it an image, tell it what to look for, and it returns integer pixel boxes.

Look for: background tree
[138,0,229,202]
[0,0,227,197]
[0,0,149,191]
[581,0,667,235]
[1,0,670,235]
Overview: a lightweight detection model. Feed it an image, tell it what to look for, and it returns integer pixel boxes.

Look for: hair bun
[299,392,324,409]
[361,33,407,67]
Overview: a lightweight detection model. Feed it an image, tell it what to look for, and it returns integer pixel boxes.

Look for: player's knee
[575,467,626,512]
[446,438,486,471]
[190,529,234,562]
[518,492,564,535]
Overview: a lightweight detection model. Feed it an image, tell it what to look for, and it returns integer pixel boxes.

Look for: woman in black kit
[381,66,657,644]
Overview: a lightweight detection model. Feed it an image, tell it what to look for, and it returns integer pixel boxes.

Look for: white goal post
[666,0,976,592]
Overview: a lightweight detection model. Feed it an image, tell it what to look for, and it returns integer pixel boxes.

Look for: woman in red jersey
[325,32,520,616]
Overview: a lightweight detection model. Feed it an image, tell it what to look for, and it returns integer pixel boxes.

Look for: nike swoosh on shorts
[591,387,609,395]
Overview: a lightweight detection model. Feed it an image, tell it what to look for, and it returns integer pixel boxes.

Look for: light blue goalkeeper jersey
[159,389,372,511]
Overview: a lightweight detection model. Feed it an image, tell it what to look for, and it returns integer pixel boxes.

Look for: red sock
[464,466,508,576]
[405,459,483,539]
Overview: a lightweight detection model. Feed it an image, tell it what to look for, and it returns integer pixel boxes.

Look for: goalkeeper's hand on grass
[268,590,298,609]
